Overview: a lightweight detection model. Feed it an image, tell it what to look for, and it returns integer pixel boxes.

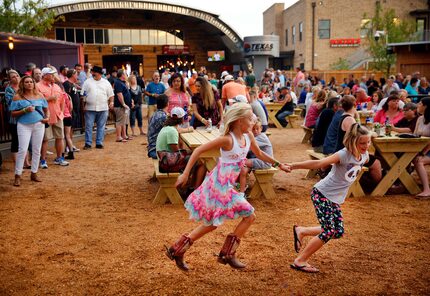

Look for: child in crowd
[238,117,273,193]
[288,123,371,273]
[166,103,290,271]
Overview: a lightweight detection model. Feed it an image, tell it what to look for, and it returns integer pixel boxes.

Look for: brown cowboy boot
[165,234,193,271]
[30,172,42,182]
[217,233,246,269]
[13,174,21,187]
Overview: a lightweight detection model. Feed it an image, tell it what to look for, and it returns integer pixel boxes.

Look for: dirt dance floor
[0,125,429,295]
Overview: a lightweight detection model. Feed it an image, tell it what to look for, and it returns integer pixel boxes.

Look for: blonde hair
[223,102,252,135]
[254,117,262,128]
[128,74,137,84]
[343,123,371,158]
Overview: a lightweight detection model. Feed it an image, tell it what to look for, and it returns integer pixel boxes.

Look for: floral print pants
[311,187,344,243]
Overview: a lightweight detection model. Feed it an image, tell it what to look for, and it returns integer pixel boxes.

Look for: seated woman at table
[259,85,272,101]
[373,95,404,125]
[371,90,383,113]
[304,90,327,128]
[392,102,418,134]
[156,107,206,185]
[192,77,223,129]
[413,97,430,197]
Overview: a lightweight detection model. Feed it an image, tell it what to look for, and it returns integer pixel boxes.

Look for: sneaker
[54,157,69,166]
[83,144,92,150]
[40,159,48,169]
[46,150,54,155]
[96,144,104,149]
[72,146,80,152]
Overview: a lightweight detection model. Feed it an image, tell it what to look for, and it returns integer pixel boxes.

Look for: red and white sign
[162,45,190,55]
[330,38,361,47]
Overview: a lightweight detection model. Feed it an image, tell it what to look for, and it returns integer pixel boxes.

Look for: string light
[8,37,14,50]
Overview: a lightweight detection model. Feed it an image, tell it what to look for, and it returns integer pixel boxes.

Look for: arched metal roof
[49,0,243,49]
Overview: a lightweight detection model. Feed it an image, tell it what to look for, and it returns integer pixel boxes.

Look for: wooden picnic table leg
[371,152,420,196]
[268,111,284,129]
[249,172,277,199]
[153,178,183,205]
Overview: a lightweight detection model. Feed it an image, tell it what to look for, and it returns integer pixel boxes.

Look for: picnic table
[264,102,284,128]
[180,128,221,170]
[370,135,430,196]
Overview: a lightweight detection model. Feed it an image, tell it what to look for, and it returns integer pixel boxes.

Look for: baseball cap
[221,71,229,79]
[41,67,57,76]
[170,107,186,118]
[224,75,234,82]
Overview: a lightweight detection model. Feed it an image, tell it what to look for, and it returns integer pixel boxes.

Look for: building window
[416,18,426,41]
[285,29,288,46]
[54,27,184,45]
[318,19,330,39]
[55,28,65,41]
[299,22,303,41]
[292,25,296,44]
[360,19,371,38]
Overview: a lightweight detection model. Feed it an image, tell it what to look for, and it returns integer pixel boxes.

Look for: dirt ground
[0,122,429,296]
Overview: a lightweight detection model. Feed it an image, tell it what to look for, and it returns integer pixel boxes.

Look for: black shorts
[63,117,72,127]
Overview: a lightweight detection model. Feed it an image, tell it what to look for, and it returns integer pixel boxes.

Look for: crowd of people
[1,60,429,274]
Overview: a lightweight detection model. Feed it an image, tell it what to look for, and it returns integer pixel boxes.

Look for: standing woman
[9,76,49,186]
[192,77,223,129]
[165,73,190,128]
[4,70,21,164]
[413,97,430,197]
[128,74,145,136]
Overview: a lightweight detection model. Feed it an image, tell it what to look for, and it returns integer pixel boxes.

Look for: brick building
[46,1,244,78]
[263,0,428,71]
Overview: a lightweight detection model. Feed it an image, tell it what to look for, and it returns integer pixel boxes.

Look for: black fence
[0,91,12,143]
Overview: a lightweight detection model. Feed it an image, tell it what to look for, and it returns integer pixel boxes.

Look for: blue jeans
[276,110,293,127]
[85,110,108,146]
[130,105,143,128]
[148,149,157,159]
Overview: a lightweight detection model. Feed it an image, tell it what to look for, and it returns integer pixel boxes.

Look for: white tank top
[220,132,251,163]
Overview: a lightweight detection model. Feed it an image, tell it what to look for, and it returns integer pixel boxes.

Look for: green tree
[329,58,350,70]
[362,2,416,76]
[0,0,62,37]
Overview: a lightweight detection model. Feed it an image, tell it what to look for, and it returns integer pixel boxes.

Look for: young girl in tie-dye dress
[165,102,290,271]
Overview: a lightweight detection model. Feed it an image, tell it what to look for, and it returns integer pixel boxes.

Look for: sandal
[290,263,319,273]
[293,225,302,253]
[116,138,128,142]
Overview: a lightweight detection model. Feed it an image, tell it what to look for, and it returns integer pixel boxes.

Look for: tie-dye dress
[185,132,255,226]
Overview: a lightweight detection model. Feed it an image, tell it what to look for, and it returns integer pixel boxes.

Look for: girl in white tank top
[165,102,289,271]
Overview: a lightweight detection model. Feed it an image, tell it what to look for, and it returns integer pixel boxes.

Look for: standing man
[37,67,69,167]
[81,65,114,149]
[32,67,42,83]
[63,69,82,132]
[78,63,91,86]
[113,69,132,142]
[145,71,166,120]
[58,65,68,83]
[293,67,304,96]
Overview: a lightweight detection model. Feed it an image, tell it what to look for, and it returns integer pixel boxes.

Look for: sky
[48,0,299,38]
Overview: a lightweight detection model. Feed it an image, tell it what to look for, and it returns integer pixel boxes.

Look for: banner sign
[243,36,279,57]
[162,45,190,55]
[330,38,361,47]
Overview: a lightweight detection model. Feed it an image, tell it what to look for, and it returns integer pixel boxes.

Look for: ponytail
[343,123,371,158]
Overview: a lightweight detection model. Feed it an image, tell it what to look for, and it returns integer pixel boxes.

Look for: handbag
[157,149,190,173]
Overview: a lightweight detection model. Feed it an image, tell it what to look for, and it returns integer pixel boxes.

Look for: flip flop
[293,225,302,253]
[116,139,128,142]
[290,263,319,273]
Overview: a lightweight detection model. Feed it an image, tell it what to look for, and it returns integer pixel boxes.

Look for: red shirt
[36,81,64,124]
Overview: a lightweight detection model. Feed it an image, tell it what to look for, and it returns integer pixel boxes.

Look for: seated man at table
[392,102,418,134]
[147,94,169,159]
[275,87,294,127]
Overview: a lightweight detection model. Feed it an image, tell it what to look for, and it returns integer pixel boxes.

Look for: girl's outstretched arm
[290,152,340,170]
[175,135,231,187]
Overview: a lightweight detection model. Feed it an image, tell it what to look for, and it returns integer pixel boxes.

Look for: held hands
[279,163,292,173]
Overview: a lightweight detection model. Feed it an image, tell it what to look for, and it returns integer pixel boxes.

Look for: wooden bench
[152,159,183,205]
[301,125,314,144]
[294,108,302,116]
[304,150,368,198]
[249,167,278,199]
[287,114,299,129]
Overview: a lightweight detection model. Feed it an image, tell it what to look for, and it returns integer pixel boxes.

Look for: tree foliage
[0,0,62,36]
[329,58,350,70]
[362,2,416,76]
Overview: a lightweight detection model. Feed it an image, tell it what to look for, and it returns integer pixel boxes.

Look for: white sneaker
[54,157,69,166]
[40,159,48,169]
